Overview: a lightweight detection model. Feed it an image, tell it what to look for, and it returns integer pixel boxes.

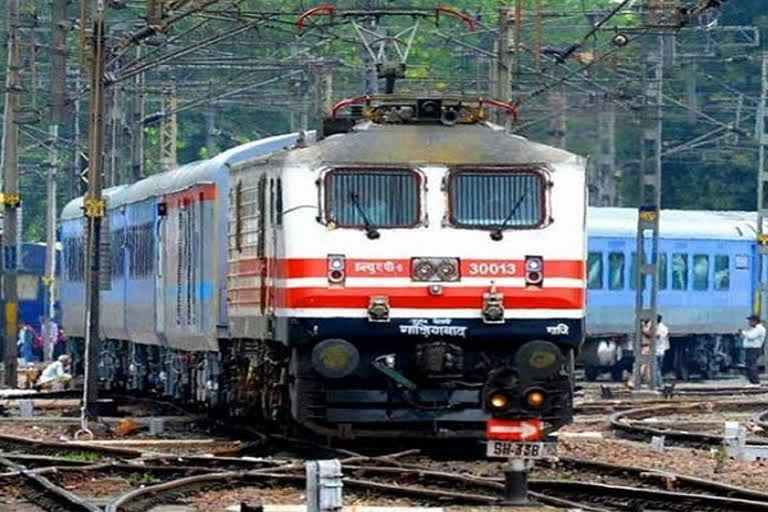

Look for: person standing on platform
[738,315,766,385]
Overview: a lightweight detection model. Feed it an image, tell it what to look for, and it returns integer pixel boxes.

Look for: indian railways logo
[546,323,569,336]
[399,319,468,338]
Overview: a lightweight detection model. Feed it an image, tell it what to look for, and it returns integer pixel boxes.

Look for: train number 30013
[467,262,517,276]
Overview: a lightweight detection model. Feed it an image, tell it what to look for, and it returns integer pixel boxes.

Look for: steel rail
[610,401,768,447]
[0,456,101,512]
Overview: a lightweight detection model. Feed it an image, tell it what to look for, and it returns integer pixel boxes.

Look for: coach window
[630,252,667,290]
[234,181,243,252]
[692,254,709,291]
[276,178,283,226]
[714,255,730,290]
[658,253,668,290]
[257,175,266,258]
[608,252,625,290]
[325,168,420,227]
[587,252,603,289]
[269,178,275,225]
[449,169,545,228]
[671,253,688,290]
[17,275,39,301]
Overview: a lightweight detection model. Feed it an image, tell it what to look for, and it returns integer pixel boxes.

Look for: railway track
[610,400,768,448]
[0,456,101,512]
[0,431,766,511]
[98,453,768,512]
[753,407,768,432]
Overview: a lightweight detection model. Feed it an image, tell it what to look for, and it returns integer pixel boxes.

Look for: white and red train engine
[60,96,586,439]
[228,97,587,437]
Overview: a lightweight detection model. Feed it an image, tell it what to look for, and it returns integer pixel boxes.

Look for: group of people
[630,313,767,388]
[17,317,66,365]
[17,317,72,389]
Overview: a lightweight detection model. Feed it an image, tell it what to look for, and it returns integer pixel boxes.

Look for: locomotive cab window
[449,168,545,228]
[324,168,420,227]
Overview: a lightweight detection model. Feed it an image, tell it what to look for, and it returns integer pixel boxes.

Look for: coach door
[155,201,166,336]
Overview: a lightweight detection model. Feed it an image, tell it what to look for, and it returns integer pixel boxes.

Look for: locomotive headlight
[311,339,360,379]
[489,392,510,410]
[524,388,547,408]
[327,254,346,285]
[516,340,564,380]
[525,256,544,286]
[413,260,436,281]
[525,256,542,272]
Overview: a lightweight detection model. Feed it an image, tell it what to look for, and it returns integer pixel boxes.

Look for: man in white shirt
[643,315,669,387]
[738,315,766,385]
[654,315,669,387]
[36,355,72,390]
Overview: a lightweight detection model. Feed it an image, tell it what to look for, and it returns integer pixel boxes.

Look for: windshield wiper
[491,191,528,241]
[349,192,381,240]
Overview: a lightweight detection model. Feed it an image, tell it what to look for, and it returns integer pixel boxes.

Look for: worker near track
[40,316,59,363]
[16,322,36,365]
[645,314,669,387]
[36,355,72,391]
[738,315,766,385]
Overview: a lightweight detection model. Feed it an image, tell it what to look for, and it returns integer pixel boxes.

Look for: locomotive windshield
[325,169,420,228]
[449,169,545,228]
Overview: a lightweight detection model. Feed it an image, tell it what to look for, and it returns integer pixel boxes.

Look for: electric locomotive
[60,96,587,439]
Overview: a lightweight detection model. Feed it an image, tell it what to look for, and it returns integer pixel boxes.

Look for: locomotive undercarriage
[66,333,575,439]
[287,337,575,438]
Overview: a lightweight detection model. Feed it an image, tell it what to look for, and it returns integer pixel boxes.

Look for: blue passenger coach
[583,208,756,380]
[0,242,62,333]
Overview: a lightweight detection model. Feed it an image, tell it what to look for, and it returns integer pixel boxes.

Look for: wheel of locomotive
[584,365,599,382]
[610,366,624,382]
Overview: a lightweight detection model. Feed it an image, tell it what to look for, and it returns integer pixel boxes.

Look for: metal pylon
[632,37,663,391]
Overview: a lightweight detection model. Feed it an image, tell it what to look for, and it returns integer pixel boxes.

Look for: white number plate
[486,441,556,459]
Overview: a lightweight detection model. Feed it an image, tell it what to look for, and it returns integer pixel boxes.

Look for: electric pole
[205,80,216,157]
[755,52,768,372]
[495,7,511,126]
[47,0,69,322]
[159,79,178,172]
[2,0,22,388]
[131,46,145,181]
[632,37,664,391]
[83,0,107,420]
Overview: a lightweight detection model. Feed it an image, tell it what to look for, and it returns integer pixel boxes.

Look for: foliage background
[1,0,767,241]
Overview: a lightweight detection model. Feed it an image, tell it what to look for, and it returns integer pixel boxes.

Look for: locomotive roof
[61,132,304,220]
[588,207,760,240]
[285,122,586,167]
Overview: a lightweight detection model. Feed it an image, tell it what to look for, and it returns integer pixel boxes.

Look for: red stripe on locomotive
[229,286,585,310]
